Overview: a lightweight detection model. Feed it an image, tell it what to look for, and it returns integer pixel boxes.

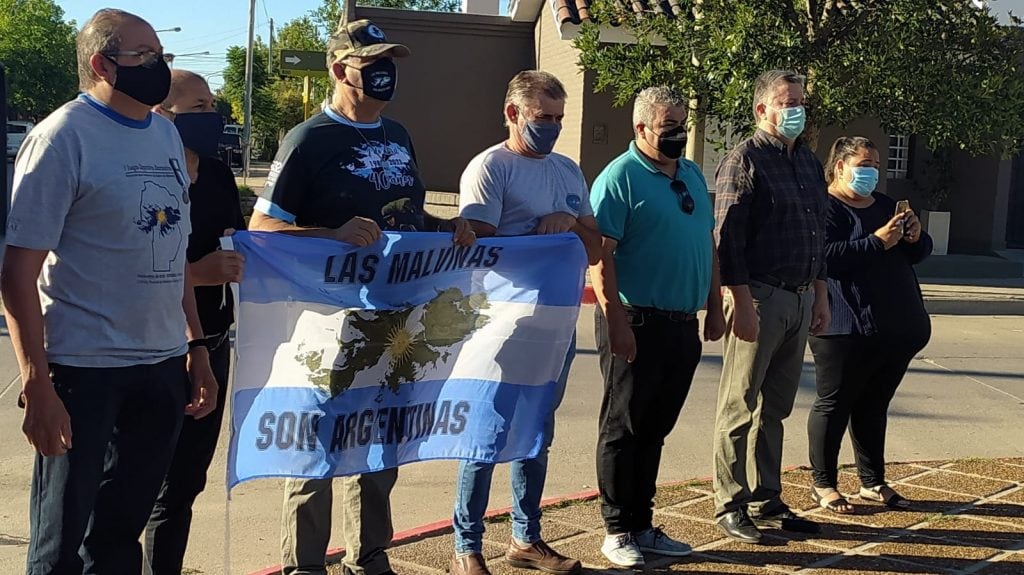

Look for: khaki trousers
[281,469,399,575]
[713,280,812,517]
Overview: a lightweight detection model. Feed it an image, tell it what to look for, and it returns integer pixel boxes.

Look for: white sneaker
[601,533,645,568]
[634,527,692,557]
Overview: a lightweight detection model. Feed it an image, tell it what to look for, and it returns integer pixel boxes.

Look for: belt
[624,305,698,322]
[752,275,811,294]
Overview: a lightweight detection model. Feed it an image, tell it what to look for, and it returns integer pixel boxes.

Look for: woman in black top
[807,136,932,514]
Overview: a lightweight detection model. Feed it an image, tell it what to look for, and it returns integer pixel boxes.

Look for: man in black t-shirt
[249,19,473,575]
[145,70,246,574]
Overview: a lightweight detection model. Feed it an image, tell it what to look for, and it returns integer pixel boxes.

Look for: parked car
[223,124,243,136]
[219,131,243,171]
[6,121,34,159]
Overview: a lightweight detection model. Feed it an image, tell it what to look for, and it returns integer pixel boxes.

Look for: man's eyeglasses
[103,50,174,68]
[670,180,695,215]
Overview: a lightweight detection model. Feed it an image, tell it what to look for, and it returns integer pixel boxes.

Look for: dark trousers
[595,307,702,534]
[144,342,231,575]
[807,336,916,489]
[26,355,188,575]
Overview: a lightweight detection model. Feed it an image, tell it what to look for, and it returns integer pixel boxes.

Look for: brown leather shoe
[506,540,581,575]
[451,553,492,575]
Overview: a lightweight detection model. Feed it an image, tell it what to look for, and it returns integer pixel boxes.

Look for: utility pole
[242,0,256,182]
[268,18,275,76]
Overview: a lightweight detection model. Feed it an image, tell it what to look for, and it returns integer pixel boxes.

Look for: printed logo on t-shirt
[566,193,582,212]
[341,142,416,192]
[134,181,185,274]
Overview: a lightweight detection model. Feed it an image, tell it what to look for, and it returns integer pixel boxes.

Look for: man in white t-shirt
[451,70,601,575]
[1,10,216,573]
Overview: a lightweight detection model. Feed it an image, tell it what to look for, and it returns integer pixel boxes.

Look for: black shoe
[716,509,762,544]
[750,505,821,533]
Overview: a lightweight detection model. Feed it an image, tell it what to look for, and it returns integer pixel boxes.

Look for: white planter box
[922,210,950,256]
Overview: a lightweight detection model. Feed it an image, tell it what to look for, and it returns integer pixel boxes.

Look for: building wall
[578,71,634,185]
[353,7,535,192]
[534,11,586,162]
[883,136,1007,255]
[947,152,1004,254]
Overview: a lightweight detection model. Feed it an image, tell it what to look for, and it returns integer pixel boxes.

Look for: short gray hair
[632,86,686,128]
[77,9,147,91]
[752,70,805,119]
[504,70,567,124]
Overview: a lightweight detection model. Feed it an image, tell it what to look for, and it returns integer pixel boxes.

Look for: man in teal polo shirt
[590,86,725,568]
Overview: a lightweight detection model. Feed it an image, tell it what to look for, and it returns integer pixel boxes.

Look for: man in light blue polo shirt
[589,86,725,568]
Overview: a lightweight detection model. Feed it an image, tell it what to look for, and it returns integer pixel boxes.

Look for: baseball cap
[327,19,411,65]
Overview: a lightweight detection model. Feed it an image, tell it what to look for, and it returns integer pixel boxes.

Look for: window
[888,134,910,179]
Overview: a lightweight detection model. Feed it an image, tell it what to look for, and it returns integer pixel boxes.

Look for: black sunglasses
[670,180,695,215]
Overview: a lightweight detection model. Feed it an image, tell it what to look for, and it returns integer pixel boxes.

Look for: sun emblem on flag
[386,323,416,364]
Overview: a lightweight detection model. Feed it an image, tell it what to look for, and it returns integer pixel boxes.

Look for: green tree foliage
[278,16,325,51]
[357,0,461,11]
[223,41,280,158]
[0,0,77,119]
[576,0,1024,157]
[213,89,236,123]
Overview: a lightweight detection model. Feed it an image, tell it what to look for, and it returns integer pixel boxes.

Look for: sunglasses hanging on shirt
[670,180,695,215]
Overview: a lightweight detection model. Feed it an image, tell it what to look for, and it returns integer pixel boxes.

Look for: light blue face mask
[848,166,879,197]
[771,105,806,141]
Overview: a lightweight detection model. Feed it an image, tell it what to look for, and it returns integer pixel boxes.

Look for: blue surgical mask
[518,111,561,155]
[848,166,879,197]
[771,105,806,141]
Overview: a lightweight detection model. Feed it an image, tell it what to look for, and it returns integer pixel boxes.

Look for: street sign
[279,50,328,77]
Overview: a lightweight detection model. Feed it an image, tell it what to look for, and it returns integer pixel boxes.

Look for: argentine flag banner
[226,231,586,488]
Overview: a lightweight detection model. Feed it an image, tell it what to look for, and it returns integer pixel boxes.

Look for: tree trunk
[802,66,822,154]
[686,97,706,167]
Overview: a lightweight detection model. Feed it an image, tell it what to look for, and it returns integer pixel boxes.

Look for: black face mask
[174,111,225,158]
[653,125,688,160]
[350,58,397,102]
[107,56,172,106]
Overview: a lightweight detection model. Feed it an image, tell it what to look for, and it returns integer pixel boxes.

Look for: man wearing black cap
[249,19,473,575]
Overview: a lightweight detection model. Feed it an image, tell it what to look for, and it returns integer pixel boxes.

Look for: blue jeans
[452,335,575,554]
[26,356,188,575]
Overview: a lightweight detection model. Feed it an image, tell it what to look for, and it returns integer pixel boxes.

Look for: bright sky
[58,1,328,90]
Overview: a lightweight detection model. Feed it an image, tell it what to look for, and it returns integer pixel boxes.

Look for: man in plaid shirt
[712,69,830,544]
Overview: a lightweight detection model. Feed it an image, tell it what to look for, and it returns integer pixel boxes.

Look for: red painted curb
[582,286,596,305]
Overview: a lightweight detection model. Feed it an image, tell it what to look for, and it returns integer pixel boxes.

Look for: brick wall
[534,13,585,162]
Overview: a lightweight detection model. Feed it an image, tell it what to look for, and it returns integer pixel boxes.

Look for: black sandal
[810,486,855,514]
[859,485,911,509]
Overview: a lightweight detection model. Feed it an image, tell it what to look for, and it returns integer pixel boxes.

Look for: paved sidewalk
[321,459,1024,575]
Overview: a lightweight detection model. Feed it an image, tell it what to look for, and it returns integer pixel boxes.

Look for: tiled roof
[552,0,686,26]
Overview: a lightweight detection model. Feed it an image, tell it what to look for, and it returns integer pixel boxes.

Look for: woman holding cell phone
[806,136,933,514]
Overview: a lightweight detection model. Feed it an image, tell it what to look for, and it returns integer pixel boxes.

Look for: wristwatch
[187,338,210,351]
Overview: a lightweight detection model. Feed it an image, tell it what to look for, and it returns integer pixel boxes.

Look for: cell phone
[895,200,911,232]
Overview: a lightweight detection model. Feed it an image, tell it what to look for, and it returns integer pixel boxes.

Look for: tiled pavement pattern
[326,459,1024,575]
